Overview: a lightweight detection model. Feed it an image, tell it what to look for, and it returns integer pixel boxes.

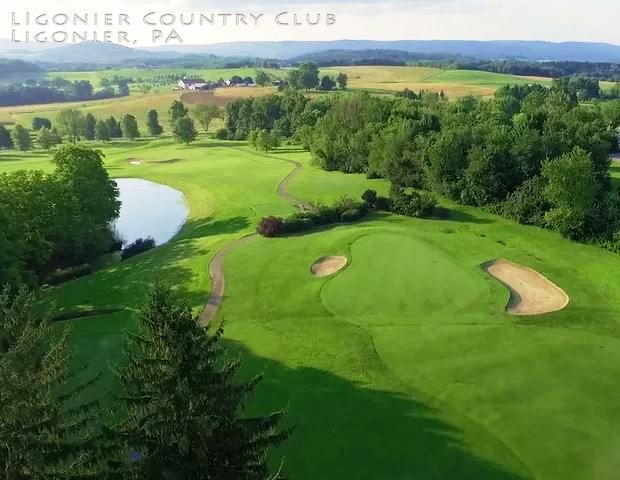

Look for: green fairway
[2,139,620,479]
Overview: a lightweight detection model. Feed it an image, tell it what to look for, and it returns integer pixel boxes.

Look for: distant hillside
[150,40,620,63]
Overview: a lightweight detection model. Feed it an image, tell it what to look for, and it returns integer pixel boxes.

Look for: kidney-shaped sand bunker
[311,256,348,277]
[482,259,569,315]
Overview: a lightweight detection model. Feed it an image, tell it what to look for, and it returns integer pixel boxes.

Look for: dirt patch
[482,259,569,315]
[128,158,142,165]
[311,256,348,277]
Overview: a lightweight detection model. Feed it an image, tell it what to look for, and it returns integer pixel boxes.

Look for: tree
[84,112,97,140]
[95,119,111,142]
[10,124,32,151]
[0,287,119,477]
[117,79,130,96]
[172,116,197,145]
[320,75,336,91]
[169,100,189,123]
[541,147,598,239]
[36,126,62,150]
[256,70,270,86]
[336,72,348,89]
[56,108,85,144]
[0,124,13,149]
[121,114,140,139]
[106,116,123,138]
[192,104,220,133]
[32,117,51,130]
[146,109,163,137]
[287,63,320,91]
[115,283,289,479]
[255,129,280,152]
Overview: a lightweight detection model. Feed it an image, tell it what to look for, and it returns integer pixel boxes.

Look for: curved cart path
[200,154,307,325]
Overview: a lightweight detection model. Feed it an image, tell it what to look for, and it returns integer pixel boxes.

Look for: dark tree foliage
[0,287,120,478]
[0,125,13,149]
[83,113,97,141]
[115,282,289,479]
[105,116,123,138]
[121,237,156,260]
[32,117,52,131]
[169,100,189,123]
[0,79,126,107]
[120,114,140,139]
[146,109,163,137]
[0,146,120,287]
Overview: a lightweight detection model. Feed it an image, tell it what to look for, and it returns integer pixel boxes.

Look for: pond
[112,178,188,246]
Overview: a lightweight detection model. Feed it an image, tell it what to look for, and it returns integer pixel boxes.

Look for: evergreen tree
[116,283,289,479]
[10,125,32,151]
[172,116,197,145]
[336,72,348,89]
[95,119,111,142]
[0,124,13,149]
[120,114,140,140]
[32,117,52,131]
[83,113,97,140]
[169,100,189,123]
[105,116,123,138]
[0,287,120,477]
[145,109,163,137]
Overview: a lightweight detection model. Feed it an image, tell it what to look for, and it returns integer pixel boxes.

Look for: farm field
[2,139,620,480]
[321,66,553,96]
[0,65,557,127]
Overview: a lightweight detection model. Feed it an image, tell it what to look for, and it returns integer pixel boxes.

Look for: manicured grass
[2,140,620,480]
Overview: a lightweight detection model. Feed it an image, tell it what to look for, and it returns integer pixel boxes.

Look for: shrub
[503,176,550,226]
[333,195,359,214]
[257,216,284,237]
[214,128,229,140]
[46,263,93,285]
[375,196,390,211]
[361,189,378,207]
[307,201,340,225]
[282,215,314,233]
[340,208,362,222]
[122,237,156,260]
[389,186,437,218]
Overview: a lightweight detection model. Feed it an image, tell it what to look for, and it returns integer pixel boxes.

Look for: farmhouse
[177,78,210,90]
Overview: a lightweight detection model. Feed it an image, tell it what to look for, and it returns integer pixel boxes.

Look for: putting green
[321,232,490,323]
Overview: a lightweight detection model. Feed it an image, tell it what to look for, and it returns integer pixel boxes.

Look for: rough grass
[2,140,620,480]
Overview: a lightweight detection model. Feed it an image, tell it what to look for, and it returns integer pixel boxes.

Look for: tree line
[224,82,620,250]
[0,78,129,107]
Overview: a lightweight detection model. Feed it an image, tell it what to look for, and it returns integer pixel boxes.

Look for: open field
[321,66,553,96]
[2,138,620,479]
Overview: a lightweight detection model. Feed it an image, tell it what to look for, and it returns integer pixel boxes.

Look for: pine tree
[145,109,163,137]
[83,113,97,140]
[95,119,111,143]
[116,282,289,479]
[105,116,123,138]
[0,124,14,149]
[10,125,32,151]
[169,100,189,123]
[0,287,120,478]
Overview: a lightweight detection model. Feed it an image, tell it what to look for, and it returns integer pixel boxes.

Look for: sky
[1,0,620,47]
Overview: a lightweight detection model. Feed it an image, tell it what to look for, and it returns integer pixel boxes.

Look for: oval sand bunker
[311,256,348,277]
[483,259,569,315]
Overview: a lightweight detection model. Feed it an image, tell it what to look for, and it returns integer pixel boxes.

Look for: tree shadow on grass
[177,216,251,241]
[224,339,532,480]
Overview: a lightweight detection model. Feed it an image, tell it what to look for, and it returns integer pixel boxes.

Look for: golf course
[2,133,620,480]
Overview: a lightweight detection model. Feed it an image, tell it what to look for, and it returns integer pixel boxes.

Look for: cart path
[199,153,307,325]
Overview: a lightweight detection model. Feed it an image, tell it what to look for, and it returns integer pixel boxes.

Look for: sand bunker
[128,158,142,165]
[311,256,348,277]
[483,259,569,315]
